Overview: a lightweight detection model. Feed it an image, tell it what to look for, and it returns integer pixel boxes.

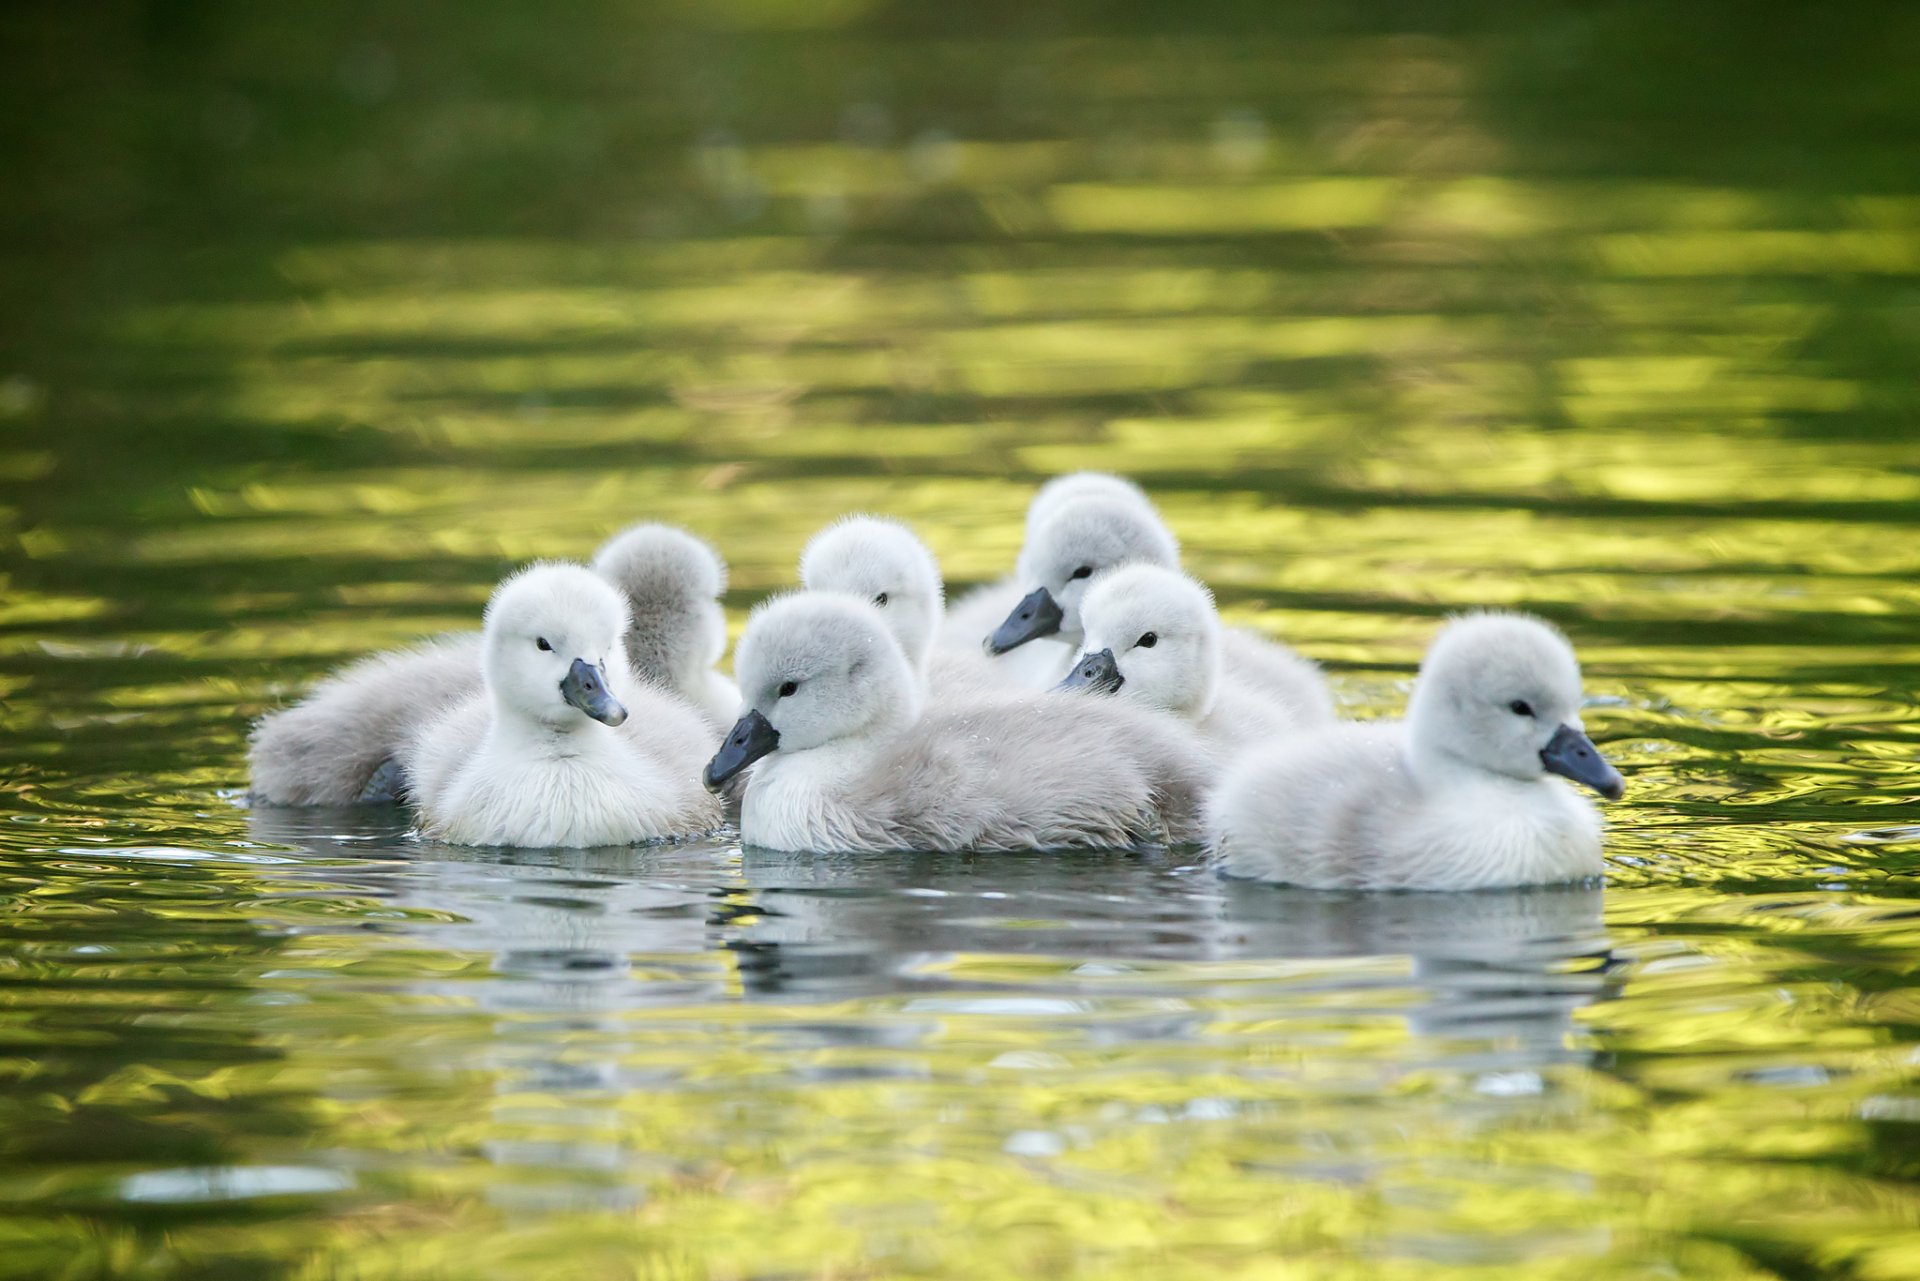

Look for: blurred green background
[3,2,1920,1279]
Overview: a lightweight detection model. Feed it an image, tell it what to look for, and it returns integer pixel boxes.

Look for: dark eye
[874,592,889,607]
[536,637,552,652]
[778,680,798,698]
[1137,632,1158,649]
[1508,699,1534,717]
[1069,565,1093,580]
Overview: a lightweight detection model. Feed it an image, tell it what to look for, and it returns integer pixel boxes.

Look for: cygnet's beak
[704,709,780,791]
[987,587,1064,654]
[1056,647,1124,695]
[561,658,628,727]
[1540,723,1624,800]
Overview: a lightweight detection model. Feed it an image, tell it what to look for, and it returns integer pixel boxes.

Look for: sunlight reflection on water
[2,2,1919,1277]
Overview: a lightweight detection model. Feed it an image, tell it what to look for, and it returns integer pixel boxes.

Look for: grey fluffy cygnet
[402,563,721,848]
[590,523,738,728]
[798,515,1008,699]
[1208,613,1625,891]
[704,592,1210,854]
[1058,563,1333,748]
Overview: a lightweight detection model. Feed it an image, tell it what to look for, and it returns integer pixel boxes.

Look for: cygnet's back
[1219,627,1338,728]
[248,633,483,806]
[707,592,1209,854]
[591,523,737,728]
[1209,613,1625,891]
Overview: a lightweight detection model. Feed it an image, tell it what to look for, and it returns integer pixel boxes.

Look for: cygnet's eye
[873,592,889,608]
[778,680,799,698]
[1508,699,1534,717]
[1069,565,1093,580]
[535,637,553,652]
[1136,632,1158,649]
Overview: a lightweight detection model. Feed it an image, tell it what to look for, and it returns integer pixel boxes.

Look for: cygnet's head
[1058,564,1220,721]
[482,563,631,730]
[990,496,1180,654]
[1407,613,1624,799]
[1024,471,1152,541]
[704,592,921,790]
[590,524,728,685]
[798,516,944,675]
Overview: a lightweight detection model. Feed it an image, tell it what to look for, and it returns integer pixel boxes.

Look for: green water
[4,2,1920,1277]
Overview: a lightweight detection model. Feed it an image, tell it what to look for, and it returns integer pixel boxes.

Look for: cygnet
[403,563,722,848]
[590,523,738,727]
[1058,563,1332,748]
[704,592,1209,854]
[248,523,731,805]
[1208,613,1625,890]
[799,515,1010,699]
[941,471,1158,651]
[984,494,1180,686]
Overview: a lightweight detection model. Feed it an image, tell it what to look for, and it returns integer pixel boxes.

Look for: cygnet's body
[705,593,1210,854]
[591,524,738,728]
[1059,564,1331,750]
[941,472,1157,652]
[799,516,1010,700]
[403,564,721,848]
[248,635,484,806]
[1209,613,1625,891]
[983,494,1182,689]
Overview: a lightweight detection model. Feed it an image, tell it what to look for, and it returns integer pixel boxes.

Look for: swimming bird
[1208,613,1625,891]
[704,592,1210,854]
[402,563,722,848]
[941,471,1158,650]
[247,524,731,806]
[1058,563,1333,747]
[799,515,1009,698]
[590,523,738,728]
[984,494,1181,686]
[247,634,485,806]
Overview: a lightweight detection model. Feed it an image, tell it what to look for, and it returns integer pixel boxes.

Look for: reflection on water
[4,0,1920,1277]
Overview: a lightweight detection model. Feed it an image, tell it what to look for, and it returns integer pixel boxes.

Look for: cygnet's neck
[490,692,606,753]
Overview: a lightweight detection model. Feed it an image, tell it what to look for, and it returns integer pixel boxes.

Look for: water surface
[3,2,1919,1277]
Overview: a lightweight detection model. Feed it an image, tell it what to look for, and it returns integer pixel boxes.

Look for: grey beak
[1057,647,1124,695]
[988,587,1064,655]
[1540,723,1624,800]
[561,658,627,727]
[705,709,780,791]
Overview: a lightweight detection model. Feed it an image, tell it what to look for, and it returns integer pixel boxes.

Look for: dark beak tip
[704,709,780,791]
[989,587,1065,655]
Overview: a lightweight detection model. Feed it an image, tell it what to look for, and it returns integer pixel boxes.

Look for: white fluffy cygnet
[248,634,484,806]
[590,523,738,728]
[799,515,1010,699]
[1059,563,1332,749]
[982,493,1181,687]
[249,523,732,806]
[402,563,722,848]
[705,592,1210,854]
[1208,613,1625,891]
[941,471,1158,652]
